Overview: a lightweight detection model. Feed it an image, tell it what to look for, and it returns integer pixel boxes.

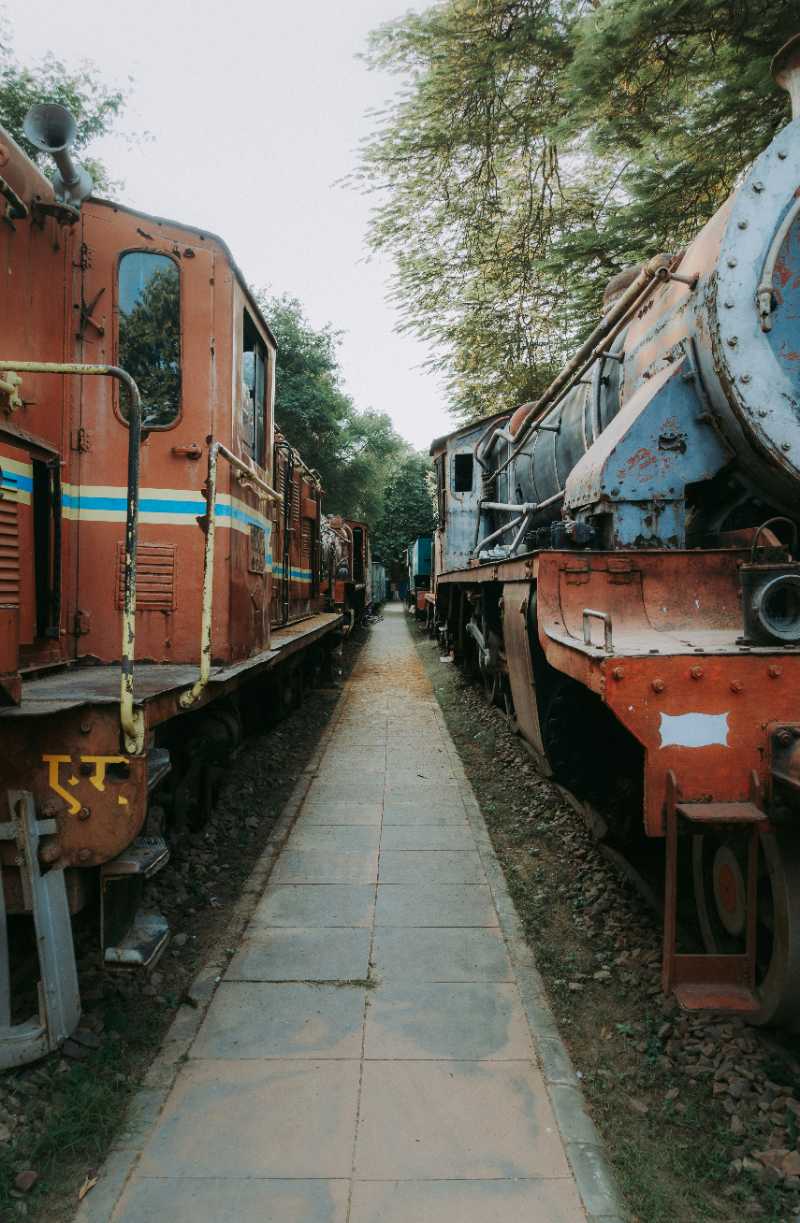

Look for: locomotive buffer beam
[0,791,81,1068]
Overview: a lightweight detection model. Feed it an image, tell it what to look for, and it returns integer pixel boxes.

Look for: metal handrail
[179,441,279,710]
[0,360,145,755]
[582,608,613,653]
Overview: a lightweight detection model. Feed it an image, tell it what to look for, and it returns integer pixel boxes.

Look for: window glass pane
[118,252,181,427]
[453,453,474,492]
[242,311,267,464]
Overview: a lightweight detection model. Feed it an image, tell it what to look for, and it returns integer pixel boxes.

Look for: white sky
[6,0,452,453]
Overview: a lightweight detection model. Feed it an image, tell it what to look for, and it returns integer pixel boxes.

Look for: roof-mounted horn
[22,103,93,207]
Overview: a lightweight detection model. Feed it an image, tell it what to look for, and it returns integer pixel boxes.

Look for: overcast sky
[7,0,452,453]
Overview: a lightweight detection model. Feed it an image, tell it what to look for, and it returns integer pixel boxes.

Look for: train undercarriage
[433,550,800,1031]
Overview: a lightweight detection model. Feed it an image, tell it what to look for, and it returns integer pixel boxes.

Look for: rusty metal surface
[437,555,537,586]
[0,613,343,718]
[675,802,765,824]
[500,583,549,769]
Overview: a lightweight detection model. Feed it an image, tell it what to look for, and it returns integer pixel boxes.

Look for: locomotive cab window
[118,252,181,428]
[453,452,474,493]
[241,311,267,466]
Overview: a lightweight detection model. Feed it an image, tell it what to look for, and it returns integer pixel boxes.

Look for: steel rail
[0,360,145,754]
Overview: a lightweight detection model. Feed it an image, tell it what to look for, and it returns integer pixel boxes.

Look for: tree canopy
[358,0,797,419]
[261,293,411,526]
[0,20,130,193]
[372,452,436,565]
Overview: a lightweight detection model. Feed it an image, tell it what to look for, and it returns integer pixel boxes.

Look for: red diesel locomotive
[0,103,364,1065]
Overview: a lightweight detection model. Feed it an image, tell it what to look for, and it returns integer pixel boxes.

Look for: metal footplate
[0,791,81,1068]
[663,792,764,1014]
[101,836,170,971]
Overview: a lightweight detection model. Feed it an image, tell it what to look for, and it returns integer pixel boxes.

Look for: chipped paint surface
[659,711,729,749]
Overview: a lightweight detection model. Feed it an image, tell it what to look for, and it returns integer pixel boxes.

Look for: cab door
[74,202,216,665]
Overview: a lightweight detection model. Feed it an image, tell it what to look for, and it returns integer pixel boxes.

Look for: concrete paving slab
[384,782,461,800]
[380,825,472,850]
[354,1060,569,1179]
[383,804,468,826]
[252,884,375,928]
[306,780,385,803]
[226,928,371,981]
[271,849,379,884]
[302,802,383,825]
[364,982,533,1060]
[137,1059,360,1179]
[192,982,365,1059]
[375,884,498,928]
[327,748,386,774]
[329,732,387,747]
[372,927,513,981]
[379,850,486,884]
[349,1178,585,1222]
[113,1178,349,1223]
[288,824,381,851]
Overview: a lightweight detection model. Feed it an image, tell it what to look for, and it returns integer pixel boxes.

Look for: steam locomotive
[431,35,800,1027]
[0,103,368,1065]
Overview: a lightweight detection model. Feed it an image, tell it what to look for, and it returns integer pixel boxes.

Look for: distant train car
[320,515,372,630]
[405,535,433,617]
[370,560,387,608]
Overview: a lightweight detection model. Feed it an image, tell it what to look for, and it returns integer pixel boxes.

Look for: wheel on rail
[692,828,800,1029]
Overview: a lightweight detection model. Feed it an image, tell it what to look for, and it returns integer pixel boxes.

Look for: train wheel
[541,678,589,793]
[482,667,500,706]
[692,829,800,1028]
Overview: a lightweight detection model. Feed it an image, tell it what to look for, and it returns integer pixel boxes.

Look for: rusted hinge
[72,610,91,636]
[78,287,106,338]
[70,428,90,452]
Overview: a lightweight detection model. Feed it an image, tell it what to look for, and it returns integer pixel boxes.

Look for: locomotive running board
[662,783,763,1014]
[0,790,81,1068]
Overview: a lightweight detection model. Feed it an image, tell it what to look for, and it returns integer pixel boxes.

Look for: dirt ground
[409,614,800,1223]
[0,629,365,1223]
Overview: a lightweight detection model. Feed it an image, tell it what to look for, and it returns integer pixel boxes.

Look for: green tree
[260,293,408,523]
[358,0,797,419]
[372,452,436,566]
[0,17,130,193]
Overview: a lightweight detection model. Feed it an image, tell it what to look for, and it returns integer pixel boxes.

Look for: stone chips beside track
[76,604,626,1223]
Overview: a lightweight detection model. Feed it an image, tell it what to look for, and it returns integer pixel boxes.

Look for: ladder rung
[675,801,765,824]
[674,983,760,1013]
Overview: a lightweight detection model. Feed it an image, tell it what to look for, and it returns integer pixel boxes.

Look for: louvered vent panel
[0,493,20,605]
[116,543,177,610]
[301,521,313,566]
[291,479,300,525]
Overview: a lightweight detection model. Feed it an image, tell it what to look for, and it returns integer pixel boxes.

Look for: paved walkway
[90,605,607,1222]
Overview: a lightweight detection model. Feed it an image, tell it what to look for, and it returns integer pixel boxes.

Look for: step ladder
[662,778,763,1014]
[0,790,81,1068]
[101,836,170,970]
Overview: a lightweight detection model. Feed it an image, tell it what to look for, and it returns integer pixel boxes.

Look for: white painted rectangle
[659,712,729,749]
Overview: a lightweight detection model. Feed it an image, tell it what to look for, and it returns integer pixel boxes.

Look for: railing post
[179,442,219,709]
[178,442,279,710]
[0,361,144,754]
